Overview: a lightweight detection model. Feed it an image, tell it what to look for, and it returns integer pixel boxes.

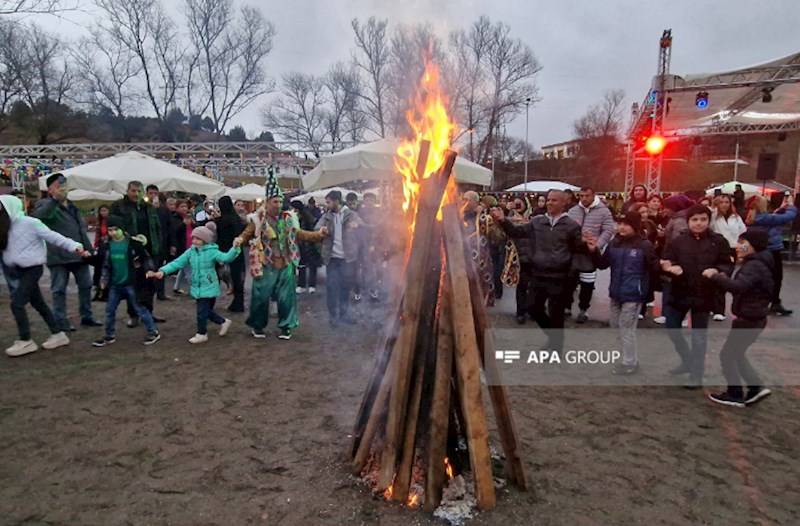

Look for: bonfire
[349,61,527,516]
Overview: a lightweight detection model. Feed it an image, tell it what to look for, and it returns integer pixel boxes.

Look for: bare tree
[478,19,541,164]
[323,61,362,151]
[0,22,21,117]
[95,0,183,122]
[0,0,78,16]
[185,0,275,135]
[351,17,389,138]
[72,28,141,118]
[263,72,327,157]
[573,88,625,140]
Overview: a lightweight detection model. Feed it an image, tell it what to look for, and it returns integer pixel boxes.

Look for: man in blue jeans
[660,204,733,388]
[32,174,101,331]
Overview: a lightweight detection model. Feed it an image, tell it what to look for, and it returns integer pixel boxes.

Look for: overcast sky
[37,0,800,148]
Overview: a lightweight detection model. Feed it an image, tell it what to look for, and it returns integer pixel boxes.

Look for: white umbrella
[505,181,580,192]
[225,183,265,202]
[301,138,492,190]
[705,181,780,197]
[39,151,225,197]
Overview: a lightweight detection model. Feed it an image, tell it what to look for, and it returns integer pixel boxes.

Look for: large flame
[394,62,457,233]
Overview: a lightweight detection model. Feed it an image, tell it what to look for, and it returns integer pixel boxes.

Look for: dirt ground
[1,283,799,526]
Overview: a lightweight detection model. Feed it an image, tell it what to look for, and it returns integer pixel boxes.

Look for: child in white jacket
[0,195,88,357]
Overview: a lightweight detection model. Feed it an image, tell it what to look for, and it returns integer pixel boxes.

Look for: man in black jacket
[702,230,773,407]
[492,190,586,356]
[146,185,174,301]
[661,204,734,387]
[216,196,246,312]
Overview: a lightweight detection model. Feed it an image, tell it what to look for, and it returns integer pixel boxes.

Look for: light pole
[524,97,531,189]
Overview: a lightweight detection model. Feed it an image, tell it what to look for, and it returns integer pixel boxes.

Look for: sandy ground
[1,267,799,526]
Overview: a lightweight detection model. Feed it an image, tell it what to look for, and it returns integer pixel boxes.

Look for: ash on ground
[433,474,477,525]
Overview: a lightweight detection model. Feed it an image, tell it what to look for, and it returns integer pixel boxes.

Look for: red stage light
[645,135,666,155]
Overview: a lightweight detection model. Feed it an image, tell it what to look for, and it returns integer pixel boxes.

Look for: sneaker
[5,340,38,357]
[143,332,161,346]
[127,317,140,328]
[92,336,116,347]
[308,287,316,294]
[369,290,380,301]
[653,316,666,325]
[353,293,362,302]
[770,304,793,316]
[637,314,644,320]
[278,329,292,340]
[708,391,745,408]
[576,311,588,324]
[296,286,306,294]
[219,319,232,336]
[515,315,526,325]
[744,387,772,405]
[646,302,655,307]
[682,320,689,328]
[612,362,639,375]
[712,314,727,322]
[188,333,208,344]
[251,329,267,339]
[152,316,167,324]
[42,332,70,350]
[80,319,103,327]
[173,289,186,296]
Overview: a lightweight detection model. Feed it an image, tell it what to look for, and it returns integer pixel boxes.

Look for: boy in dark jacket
[92,216,160,347]
[587,213,658,374]
[702,230,773,407]
[660,205,734,387]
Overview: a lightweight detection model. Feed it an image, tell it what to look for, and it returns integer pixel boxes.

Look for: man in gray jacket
[32,174,101,331]
[566,187,616,323]
[315,190,362,326]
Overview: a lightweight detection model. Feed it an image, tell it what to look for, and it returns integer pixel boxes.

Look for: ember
[349,60,527,516]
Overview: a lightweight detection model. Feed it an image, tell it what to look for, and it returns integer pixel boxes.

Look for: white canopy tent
[292,187,361,205]
[39,151,225,197]
[505,181,580,193]
[301,138,492,190]
[705,181,786,197]
[225,183,265,202]
[67,189,123,202]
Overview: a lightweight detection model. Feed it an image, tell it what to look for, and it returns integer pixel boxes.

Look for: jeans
[50,262,95,329]
[128,280,155,320]
[720,318,766,388]
[529,278,568,355]
[609,300,641,366]
[297,263,318,289]
[665,303,710,382]
[196,298,225,335]
[9,265,60,340]
[2,260,19,296]
[105,285,156,337]
[325,258,354,319]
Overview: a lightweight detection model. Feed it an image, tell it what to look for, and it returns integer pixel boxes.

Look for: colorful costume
[238,172,323,334]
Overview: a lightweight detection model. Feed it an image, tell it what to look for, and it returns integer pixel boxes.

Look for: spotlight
[695,91,709,109]
[645,135,666,156]
[762,87,774,103]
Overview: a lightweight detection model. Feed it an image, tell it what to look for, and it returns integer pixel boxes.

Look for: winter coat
[238,209,323,273]
[31,197,92,266]
[215,200,246,253]
[1,195,82,269]
[711,210,747,248]
[100,235,154,288]
[749,206,797,251]
[567,196,616,249]
[110,198,163,257]
[500,213,586,279]
[159,243,241,298]
[592,234,658,303]
[711,250,774,321]
[315,206,363,264]
[662,229,734,311]
[170,213,193,257]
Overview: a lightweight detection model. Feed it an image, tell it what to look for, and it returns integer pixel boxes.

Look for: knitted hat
[265,165,283,200]
[739,229,769,252]
[192,221,217,244]
[106,215,126,230]
[663,194,693,212]
[617,212,641,232]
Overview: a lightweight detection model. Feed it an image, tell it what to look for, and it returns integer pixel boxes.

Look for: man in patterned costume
[236,169,327,340]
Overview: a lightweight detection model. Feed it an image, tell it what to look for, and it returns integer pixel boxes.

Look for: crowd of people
[1,172,798,408]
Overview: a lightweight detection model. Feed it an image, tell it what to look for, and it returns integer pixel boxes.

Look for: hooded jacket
[592,234,658,303]
[711,250,774,320]
[159,242,241,298]
[31,196,92,266]
[567,195,616,249]
[214,196,245,253]
[1,195,81,269]
[315,206,363,264]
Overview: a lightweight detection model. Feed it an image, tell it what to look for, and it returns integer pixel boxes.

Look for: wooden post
[424,275,455,512]
[441,203,496,510]
[377,150,456,490]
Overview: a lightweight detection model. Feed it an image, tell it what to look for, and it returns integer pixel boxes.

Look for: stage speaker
[756,153,779,181]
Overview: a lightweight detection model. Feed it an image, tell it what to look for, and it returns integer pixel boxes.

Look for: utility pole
[524,97,531,189]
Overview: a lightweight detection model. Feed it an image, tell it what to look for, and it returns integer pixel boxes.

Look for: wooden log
[441,203,496,510]
[377,150,456,490]
[424,274,455,512]
[463,241,528,490]
[392,334,426,502]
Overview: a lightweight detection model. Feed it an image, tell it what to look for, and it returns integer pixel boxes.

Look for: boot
[770,303,793,316]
